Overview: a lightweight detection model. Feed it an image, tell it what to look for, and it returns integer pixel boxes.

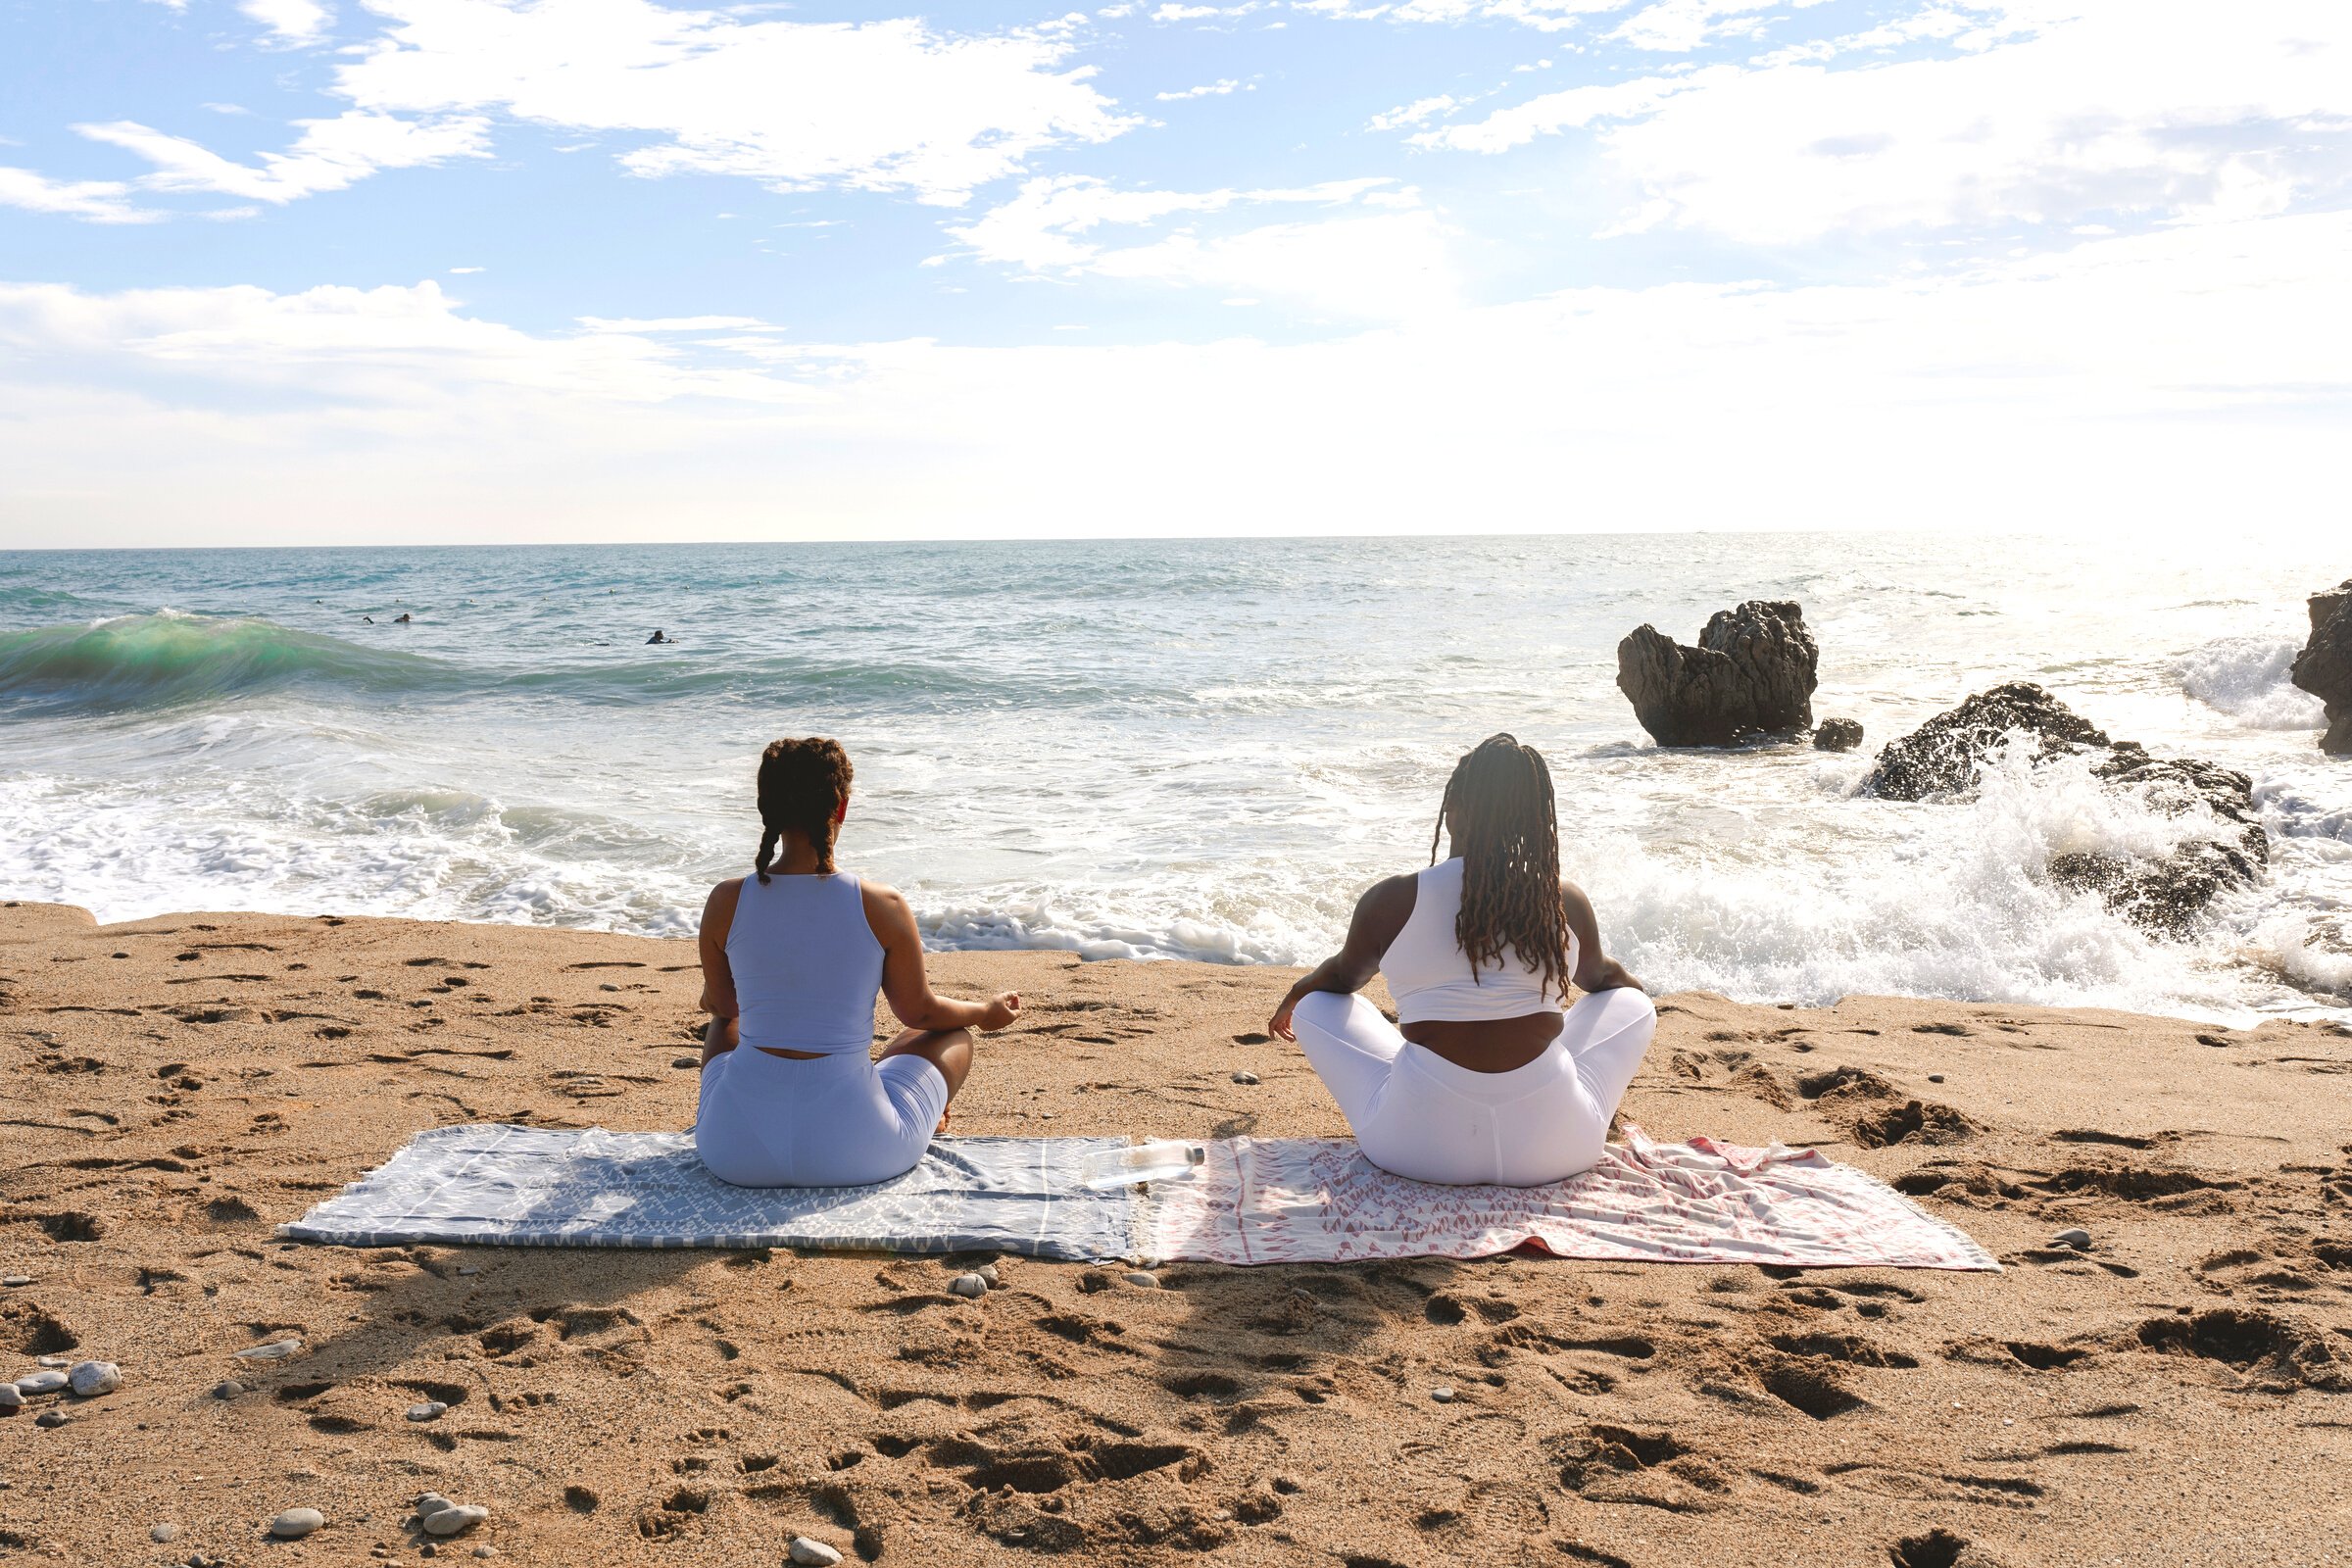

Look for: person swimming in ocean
[647,629,668,644]
[693,737,1021,1187]
[1269,733,1655,1187]
[393,612,412,623]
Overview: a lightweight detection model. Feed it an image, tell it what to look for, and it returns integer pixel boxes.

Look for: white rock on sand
[788,1537,845,1566]
[423,1503,490,1537]
[68,1360,120,1396]
[13,1370,67,1396]
[269,1507,325,1539]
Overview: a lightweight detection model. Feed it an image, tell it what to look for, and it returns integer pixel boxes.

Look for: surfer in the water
[647,629,669,645]
[393,612,412,623]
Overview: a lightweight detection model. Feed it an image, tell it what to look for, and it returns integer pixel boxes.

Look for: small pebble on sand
[213,1380,243,1400]
[474,1548,496,1560]
[1123,1270,1160,1289]
[15,1370,67,1396]
[2051,1228,2092,1250]
[1231,1070,1259,1085]
[35,1355,71,1368]
[68,1361,120,1397]
[406,1401,448,1422]
[788,1537,846,1566]
[1927,1073,1945,1083]
[270,1508,325,1540]
[0,1384,23,1411]
[234,1339,302,1361]
[34,1409,67,1428]
[151,1523,181,1544]
[977,1263,1001,1288]
[0,1275,29,1287]
[948,1273,988,1298]
[1431,1386,1456,1403]
[672,1056,701,1069]
[422,1504,489,1538]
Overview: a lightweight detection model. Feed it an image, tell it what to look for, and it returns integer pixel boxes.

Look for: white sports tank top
[725,871,886,1054]
[1382,858,1577,1025]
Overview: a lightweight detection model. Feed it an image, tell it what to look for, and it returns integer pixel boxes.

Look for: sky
[0,0,2347,545]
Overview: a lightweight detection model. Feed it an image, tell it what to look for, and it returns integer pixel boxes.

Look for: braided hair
[1429,733,1570,1001]
[754,737,855,883]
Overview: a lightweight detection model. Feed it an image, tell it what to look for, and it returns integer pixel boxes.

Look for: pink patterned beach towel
[1141,1127,1997,1271]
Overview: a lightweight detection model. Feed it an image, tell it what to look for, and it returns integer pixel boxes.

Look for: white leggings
[694,1047,949,1188]
[1292,987,1658,1187]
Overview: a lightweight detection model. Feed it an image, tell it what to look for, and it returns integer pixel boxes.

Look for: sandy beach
[4,898,2349,1567]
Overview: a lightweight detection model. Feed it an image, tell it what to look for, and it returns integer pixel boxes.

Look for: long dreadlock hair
[1429,733,1570,1001]
[754,737,855,883]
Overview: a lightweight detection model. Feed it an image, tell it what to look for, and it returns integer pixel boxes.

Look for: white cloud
[240,0,332,44]
[1413,69,1728,151]
[945,174,1454,317]
[78,111,489,204]
[1294,0,1632,31]
[1367,94,1458,131]
[1608,0,1776,51]
[0,167,160,224]
[1421,0,2352,243]
[332,0,1135,206]
[1,213,2346,543]
[1156,78,1249,100]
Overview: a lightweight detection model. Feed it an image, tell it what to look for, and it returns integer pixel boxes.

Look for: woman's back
[724,871,884,1054]
[1383,858,1578,1025]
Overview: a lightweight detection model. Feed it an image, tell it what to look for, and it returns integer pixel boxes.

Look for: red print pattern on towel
[1142,1126,1997,1271]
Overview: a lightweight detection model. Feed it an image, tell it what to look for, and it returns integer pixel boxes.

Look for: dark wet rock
[1861,682,2108,799]
[2290,578,2352,756]
[2047,747,2268,936]
[1812,717,1863,752]
[1863,683,2266,934]
[1616,601,1817,747]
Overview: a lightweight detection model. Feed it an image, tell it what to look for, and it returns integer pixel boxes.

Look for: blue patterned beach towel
[279,1124,1141,1260]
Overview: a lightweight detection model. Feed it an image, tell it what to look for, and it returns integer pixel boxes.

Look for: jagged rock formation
[1861,682,2109,800]
[1862,682,2266,935]
[1616,601,1817,747]
[1812,717,1864,753]
[2290,578,2352,757]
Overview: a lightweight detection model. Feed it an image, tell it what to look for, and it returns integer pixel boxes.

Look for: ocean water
[2,535,2346,1026]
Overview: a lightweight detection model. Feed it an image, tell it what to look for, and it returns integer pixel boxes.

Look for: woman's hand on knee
[978,992,1021,1032]
[1268,986,1302,1043]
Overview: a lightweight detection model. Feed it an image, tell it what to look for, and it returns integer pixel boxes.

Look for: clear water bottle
[1078,1141,1205,1189]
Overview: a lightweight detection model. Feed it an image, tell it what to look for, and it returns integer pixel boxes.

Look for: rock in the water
[423,1504,488,1538]
[1861,682,2109,799]
[1616,600,1818,747]
[788,1537,846,1566]
[0,1384,22,1411]
[151,1523,182,1544]
[234,1338,303,1361]
[15,1370,67,1396]
[1812,716,1864,752]
[1863,683,2267,933]
[68,1360,119,1396]
[2291,579,2352,756]
[948,1273,987,1298]
[406,1401,448,1422]
[270,1508,326,1539]
[2050,1228,2091,1250]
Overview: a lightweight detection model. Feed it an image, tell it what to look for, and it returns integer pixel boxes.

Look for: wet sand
[2,900,2348,1566]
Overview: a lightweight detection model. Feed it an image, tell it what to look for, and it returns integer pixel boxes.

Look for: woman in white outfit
[695,737,1021,1187]
[1269,733,1656,1187]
